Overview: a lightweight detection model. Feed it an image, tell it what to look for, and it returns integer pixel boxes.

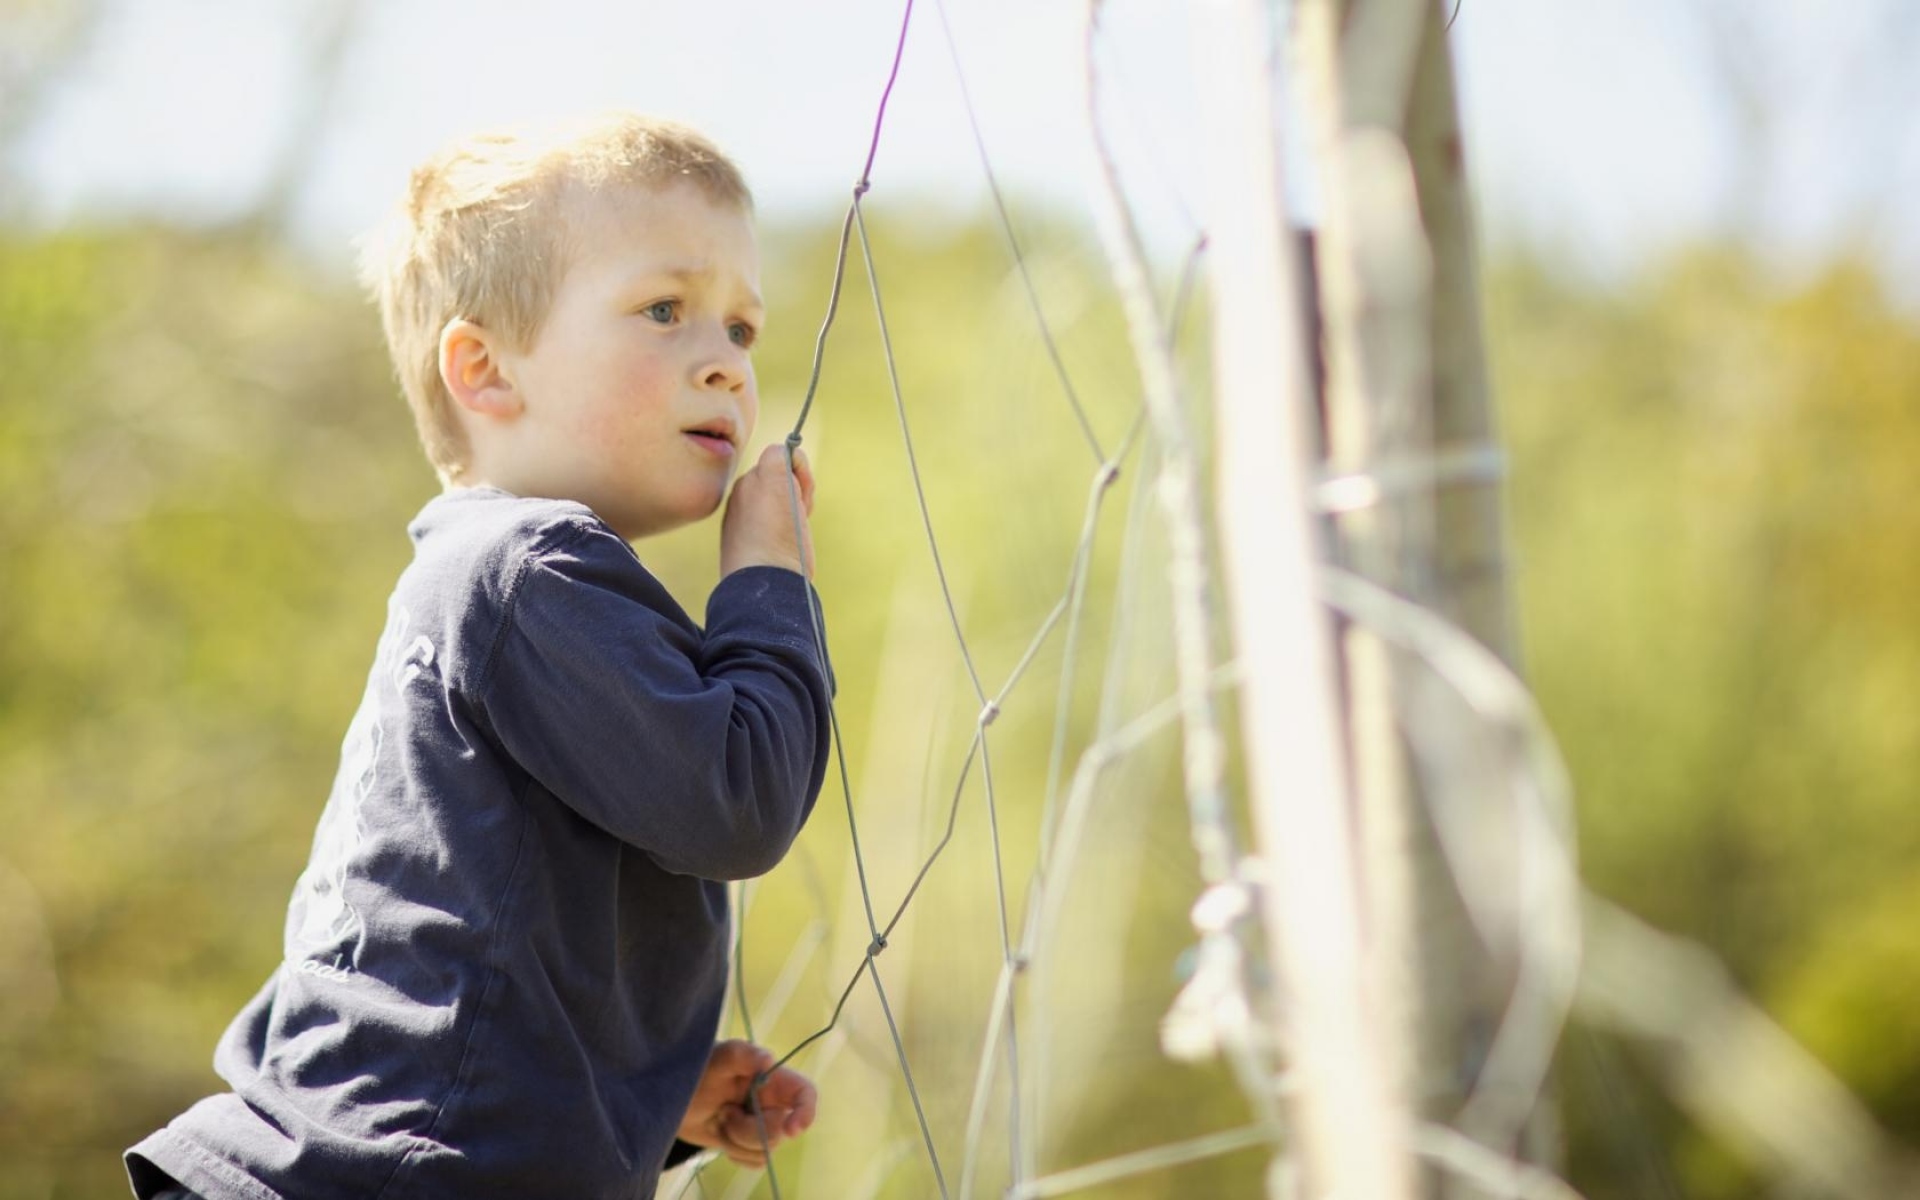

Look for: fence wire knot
[868,934,889,959]
[1096,462,1122,491]
[978,701,1001,727]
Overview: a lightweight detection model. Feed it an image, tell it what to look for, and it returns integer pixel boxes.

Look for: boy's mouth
[683,418,737,456]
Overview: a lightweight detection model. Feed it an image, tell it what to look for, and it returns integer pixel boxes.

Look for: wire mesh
[664,1,1918,1198]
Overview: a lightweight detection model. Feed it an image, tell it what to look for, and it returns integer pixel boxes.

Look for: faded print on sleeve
[284,597,436,978]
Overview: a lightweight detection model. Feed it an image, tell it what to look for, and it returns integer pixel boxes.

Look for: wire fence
[661,1,1919,1198]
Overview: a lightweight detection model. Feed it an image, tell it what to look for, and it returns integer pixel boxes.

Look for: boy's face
[497,180,763,540]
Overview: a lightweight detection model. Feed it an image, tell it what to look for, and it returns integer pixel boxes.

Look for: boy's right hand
[721,444,815,579]
[677,1040,818,1169]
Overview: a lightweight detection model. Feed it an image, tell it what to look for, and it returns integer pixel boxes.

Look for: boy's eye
[728,322,757,349]
[642,300,678,324]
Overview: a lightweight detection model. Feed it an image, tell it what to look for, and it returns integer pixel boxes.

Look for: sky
[5,0,1917,291]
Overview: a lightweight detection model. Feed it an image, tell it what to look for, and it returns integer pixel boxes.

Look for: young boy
[125,113,831,1199]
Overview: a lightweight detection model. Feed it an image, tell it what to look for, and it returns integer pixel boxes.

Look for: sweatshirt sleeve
[478,524,832,880]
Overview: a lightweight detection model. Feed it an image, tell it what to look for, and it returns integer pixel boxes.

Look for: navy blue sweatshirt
[126,488,832,1199]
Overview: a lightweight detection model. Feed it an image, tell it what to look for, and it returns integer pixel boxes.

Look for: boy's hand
[676,1039,818,1169]
[721,444,815,579]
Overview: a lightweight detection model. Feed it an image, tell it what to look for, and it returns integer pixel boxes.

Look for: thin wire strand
[880,732,983,942]
[1007,1123,1275,1199]
[1021,353,1190,1181]
[959,658,1245,1195]
[1318,567,1583,1148]
[869,960,950,1197]
[733,881,758,1045]
[854,200,987,703]
[972,729,1024,1171]
[666,1152,716,1200]
[847,1138,922,1200]
[1034,234,1206,869]
[789,0,917,436]
[1084,0,1240,889]
[1025,411,1164,1185]
[752,920,829,1036]
[1032,469,1126,870]
[930,0,1105,463]
[1414,1126,1589,1200]
[1087,11,1207,240]
[961,234,1210,1197]
[773,956,871,1072]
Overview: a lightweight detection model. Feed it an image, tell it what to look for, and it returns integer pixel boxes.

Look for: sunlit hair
[358,112,753,485]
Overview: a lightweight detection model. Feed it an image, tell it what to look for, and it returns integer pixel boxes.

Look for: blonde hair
[359,112,753,484]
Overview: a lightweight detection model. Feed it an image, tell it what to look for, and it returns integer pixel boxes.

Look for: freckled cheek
[571,358,676,449]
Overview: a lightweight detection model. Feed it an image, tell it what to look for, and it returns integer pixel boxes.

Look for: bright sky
[7,0,1916,290]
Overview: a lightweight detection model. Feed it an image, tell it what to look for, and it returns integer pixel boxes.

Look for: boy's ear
[439,318,523,420]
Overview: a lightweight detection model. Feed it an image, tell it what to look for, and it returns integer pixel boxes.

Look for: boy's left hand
[677,1039,818,1168]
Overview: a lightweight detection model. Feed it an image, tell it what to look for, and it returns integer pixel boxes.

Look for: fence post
[1195,0,1418,1196]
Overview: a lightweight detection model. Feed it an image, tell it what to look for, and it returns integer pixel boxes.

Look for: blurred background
[2,1,1917,1197]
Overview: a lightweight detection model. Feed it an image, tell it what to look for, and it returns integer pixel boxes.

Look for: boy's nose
[694,339,749,392]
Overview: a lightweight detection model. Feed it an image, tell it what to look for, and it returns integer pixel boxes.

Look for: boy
[125,113,831,1199]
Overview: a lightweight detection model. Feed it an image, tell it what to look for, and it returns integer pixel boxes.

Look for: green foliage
[2,208,1916,1199]
[1492,248,1920,1196]
[0,224,428,1200]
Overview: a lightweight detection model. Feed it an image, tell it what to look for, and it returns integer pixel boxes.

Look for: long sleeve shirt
[127,487,833,1200]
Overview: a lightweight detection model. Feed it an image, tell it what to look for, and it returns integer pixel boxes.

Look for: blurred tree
[0,223,427,1199]
[0,0,105,182]
[1685,0,1920,252]
[246,0,363,241]
[1492,245,1920,1199]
